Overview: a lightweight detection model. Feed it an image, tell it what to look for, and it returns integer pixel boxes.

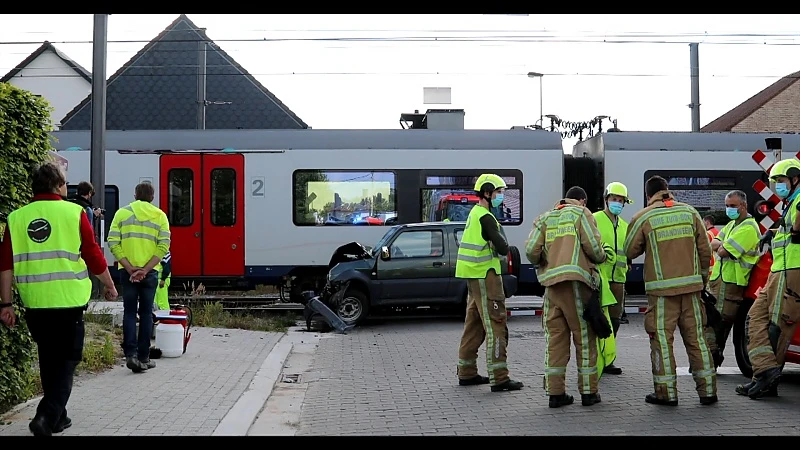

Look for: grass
[189,301,299,333]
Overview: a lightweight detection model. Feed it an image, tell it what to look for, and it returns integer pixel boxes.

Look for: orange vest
[707,229,717,276]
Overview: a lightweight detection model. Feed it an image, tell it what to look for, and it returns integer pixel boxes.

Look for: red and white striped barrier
[752,179,784,232]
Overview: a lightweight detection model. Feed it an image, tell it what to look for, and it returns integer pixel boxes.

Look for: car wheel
[508,246,522,279]
[337,289,369,327]
[733,299,754,379]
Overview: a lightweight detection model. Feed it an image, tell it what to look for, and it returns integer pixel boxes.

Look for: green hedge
[0,82,56,413]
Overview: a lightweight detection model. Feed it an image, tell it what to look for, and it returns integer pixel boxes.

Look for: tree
[0,82,57,413]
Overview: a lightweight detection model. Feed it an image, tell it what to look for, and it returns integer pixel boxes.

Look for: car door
[449,227,469,299]
[376,228,451,304]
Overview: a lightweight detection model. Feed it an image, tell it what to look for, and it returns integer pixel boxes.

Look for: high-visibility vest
[593,210,629,284]
[455,205,502,279]
[155,273,171,311]
[709,216,761,286]
[107,200,170,271]
[7,200,92,309]
[772,193,800,272]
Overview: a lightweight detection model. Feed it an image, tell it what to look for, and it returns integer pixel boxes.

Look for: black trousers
[25,306,85,429]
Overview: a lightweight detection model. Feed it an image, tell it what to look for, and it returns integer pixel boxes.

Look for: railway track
[167,294,304,313]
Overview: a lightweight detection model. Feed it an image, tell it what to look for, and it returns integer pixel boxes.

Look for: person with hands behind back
[0,162,117,436]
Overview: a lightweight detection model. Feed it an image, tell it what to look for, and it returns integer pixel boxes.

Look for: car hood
[327,242,373,270]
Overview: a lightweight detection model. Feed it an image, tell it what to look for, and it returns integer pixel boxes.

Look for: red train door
[159,153,245,278]
[202,153,245,276]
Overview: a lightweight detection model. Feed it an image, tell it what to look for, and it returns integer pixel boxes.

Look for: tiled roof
[59,14,308,130]
[0,41,92,84]
[701,70,800,132]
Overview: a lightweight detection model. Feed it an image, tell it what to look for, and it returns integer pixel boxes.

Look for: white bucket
[155,322,185,358]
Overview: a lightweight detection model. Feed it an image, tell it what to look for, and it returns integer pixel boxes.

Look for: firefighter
[526,186,609,408]
[154,251,172,312]
[592,181,632,375]
[624,175,716,406]
[455,173,524,392]
[738,158,800,399]
[108,182,171,374]
[0,162,118,436]
[704,190,761,370]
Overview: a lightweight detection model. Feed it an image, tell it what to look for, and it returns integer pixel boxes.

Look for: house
[59,14,308,130]
[1,41,92,129]
[702,70,800,133]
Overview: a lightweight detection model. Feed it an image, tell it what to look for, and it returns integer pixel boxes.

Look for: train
[49,125,800,300]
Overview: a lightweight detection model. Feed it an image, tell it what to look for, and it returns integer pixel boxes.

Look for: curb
[1,394,43,421]
[211,327,302,436]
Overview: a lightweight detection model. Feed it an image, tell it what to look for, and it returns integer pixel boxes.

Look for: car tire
[733,298,754,379]
[337,288,370,327]
[509,246,522,280]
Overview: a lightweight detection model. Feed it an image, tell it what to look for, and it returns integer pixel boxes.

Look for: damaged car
[318,221,521,327]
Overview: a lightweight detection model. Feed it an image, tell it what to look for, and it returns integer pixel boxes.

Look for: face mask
[491,193,504,208]
[608,201,623,215]
[776,182,791,199]
[726,207,740,220]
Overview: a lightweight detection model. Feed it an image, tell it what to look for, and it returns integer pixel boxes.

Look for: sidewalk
[0,326,284,436]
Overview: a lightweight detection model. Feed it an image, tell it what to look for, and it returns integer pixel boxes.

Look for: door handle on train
[194,232,200,238]
[432,261,444,267]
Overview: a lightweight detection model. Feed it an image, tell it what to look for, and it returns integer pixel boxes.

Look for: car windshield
[370,226,400,256]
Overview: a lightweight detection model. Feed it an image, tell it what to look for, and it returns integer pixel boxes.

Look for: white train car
[50,128,565,298]
[572,131,800,294]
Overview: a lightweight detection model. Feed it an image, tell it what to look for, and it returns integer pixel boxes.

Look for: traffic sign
[751,148,800,233]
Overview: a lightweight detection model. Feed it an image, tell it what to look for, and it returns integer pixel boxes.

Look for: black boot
[581,393,602,406]
[699,395,718,405]
[603,364,622,375]
[459,375,489,386]
[619,313,629,325]
[490,379,524,392]
[737,379,779,397]
[748,368,782,399]
[645,393,678,406]
[28,416,51,437]
[548,393,574,408]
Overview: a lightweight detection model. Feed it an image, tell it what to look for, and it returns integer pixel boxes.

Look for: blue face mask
[776,182,791,199]
[726,207,740,220]
[608,201,623,216]
[491,193,504,208]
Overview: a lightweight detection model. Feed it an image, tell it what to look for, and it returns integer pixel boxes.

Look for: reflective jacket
[624,190,711,296]
[108,200,171,270]
[593,210,629,284]
[771,192,800,273]
[525,198,607,288]
[455,205,502,279]
[7,200,91,309]
[709,216,761,299]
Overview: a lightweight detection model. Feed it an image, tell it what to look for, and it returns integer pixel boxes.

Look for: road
[251,314,800,436]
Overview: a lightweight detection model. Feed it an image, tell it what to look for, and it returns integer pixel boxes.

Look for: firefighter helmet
[769,158,800,181]
[604,181,633,204]
[473,174,507,192]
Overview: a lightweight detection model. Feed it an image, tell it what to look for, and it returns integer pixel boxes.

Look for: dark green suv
[320,221,522,327]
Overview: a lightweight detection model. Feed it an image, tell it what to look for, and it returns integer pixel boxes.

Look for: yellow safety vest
[155,273,171,311]
[455,205,502,279]
[710,216,761,286]
[108,200,170,271]
[771,193,800,272]
[7,200,92,309]
[593,210,629,284]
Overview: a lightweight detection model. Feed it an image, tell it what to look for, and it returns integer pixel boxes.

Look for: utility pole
[689,43,700,132]
[197,35,207,130]
[90,14,109,246]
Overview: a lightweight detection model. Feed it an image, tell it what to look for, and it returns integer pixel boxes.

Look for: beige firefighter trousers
[704,278,744,353]
[542,280,598,396]
[608,282,625,321]
[747,270,800,377]
[644,292,717,402]
[457,269,510,386]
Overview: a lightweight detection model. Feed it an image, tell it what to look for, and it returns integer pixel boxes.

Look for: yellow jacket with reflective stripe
[710,216,761,286]
[623,190,711,297]
[455,205,502,279]
[771,193,800,272]
[7,200,91,309]
[108,200,170,270]
[593,210,629,284]
[525,199,607,288]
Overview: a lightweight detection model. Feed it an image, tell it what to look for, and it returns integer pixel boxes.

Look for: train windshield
[370,225,401,256]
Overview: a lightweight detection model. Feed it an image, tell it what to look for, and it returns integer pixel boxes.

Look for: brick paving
[0,327,282,436]
[295,315,800,436]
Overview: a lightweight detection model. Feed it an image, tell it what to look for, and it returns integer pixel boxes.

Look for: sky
[2,14,800,151]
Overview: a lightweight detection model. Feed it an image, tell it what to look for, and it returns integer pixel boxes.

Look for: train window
[210,168,236,226]
[389,230,444,259]
[167,169,193,226]
[644,171,736,226]
[292,170,397,226]
[421,173,523,226]
[66,184,120,241]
